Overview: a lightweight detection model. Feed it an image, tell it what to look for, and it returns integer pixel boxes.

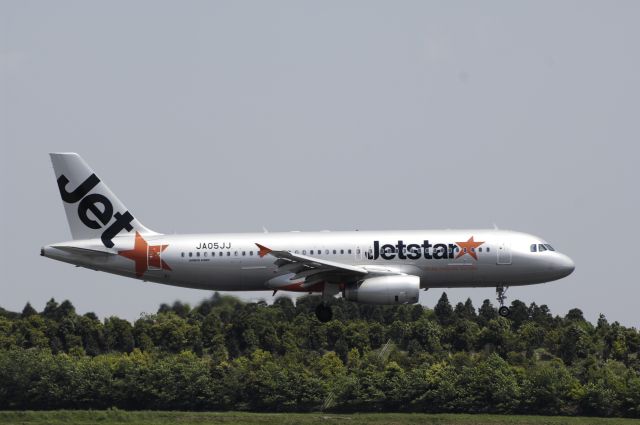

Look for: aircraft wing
[256,243,368,287]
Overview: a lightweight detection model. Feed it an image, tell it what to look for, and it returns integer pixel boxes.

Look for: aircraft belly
[421,261,476,286]
[174,261,270,291]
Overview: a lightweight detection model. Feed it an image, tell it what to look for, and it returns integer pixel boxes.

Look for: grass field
[0,411,638,425]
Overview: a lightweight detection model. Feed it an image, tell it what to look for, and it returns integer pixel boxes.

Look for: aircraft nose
[554,253,575,278]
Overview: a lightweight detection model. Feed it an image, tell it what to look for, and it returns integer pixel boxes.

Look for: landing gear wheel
[315,304,332,323]
[496,285,510,318]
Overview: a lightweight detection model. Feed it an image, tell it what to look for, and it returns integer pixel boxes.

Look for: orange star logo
[455,236,484,260]
[118,232,172,277]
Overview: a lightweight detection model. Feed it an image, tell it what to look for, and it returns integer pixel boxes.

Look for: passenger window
[189,252,193,257]
[478,247,482,253]
[181,252,185,257]
[325,249,329,255]
[204,252,207,257]
[196,252,200,257]
[310,250,314,255]
[303,250,307,255]
[530,244,537,252]
[226,252,230,256]
[250,251,253,256]
[348,249,352,254]
[545,244,555,251]
[486,247,490,253]
[341,249,344,254]
[538,244,547,252]
[234,251,238,256]
[333,250,336,254]
[295,250,299,254]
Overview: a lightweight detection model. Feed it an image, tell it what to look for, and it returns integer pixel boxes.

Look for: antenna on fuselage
[493,223,499,230]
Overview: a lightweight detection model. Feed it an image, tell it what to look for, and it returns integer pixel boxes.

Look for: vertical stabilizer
[49,153,157,247]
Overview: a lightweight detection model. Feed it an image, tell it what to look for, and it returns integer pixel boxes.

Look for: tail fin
[49,153,157,247]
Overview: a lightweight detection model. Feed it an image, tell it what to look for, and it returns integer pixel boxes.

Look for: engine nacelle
[343,275,420,305]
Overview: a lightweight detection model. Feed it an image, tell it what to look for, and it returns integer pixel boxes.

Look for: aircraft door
[355,246,363,261]
[497,242,512,265]
[147,244,165,270]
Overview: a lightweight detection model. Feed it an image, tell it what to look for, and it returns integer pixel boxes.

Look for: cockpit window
[530,244,537,252]
[545,244,555,251]
[538,244,547,252]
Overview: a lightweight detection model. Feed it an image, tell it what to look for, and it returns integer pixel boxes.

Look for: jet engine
[343,275,420,304]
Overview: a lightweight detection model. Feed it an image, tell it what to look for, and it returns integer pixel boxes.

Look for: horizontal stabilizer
[49,245,116,257]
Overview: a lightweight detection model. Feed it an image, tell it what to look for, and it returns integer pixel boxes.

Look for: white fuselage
[43,228,575,293]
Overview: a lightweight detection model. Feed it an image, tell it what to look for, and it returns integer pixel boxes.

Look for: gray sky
[2,1,639,325]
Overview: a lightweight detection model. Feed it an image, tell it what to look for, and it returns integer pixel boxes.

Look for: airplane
[41,153,575,322]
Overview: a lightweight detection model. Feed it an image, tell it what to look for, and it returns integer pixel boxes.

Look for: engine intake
[343,275,420,305]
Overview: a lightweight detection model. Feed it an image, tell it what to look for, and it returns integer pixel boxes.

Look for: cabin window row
[181,251,257,258]
[181,245,491,258]
[294,249,352,255]
[180,249,356,257]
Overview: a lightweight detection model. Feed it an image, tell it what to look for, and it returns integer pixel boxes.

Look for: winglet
[256,243,272,258]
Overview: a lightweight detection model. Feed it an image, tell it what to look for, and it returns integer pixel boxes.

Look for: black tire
[315,304,332,323]
[498,306,510,317]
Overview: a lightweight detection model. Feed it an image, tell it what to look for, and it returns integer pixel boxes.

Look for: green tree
[104,317,135,352]
[0,316,17,349]
[21,302,37,318]
[460,353,520,413]
[454,298,477,321]
[508,299,530,329]
[412,361,463,412]
[17,315,49,349]
[434,292,454,326]
[520,359,580,415]
[478,299,497,325]
[147,313,198,353]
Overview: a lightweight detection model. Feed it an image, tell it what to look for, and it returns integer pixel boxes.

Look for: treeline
[0,293,639,417]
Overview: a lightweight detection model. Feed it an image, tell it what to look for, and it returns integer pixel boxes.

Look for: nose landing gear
[315,303,333,323]
[496,285,510,317]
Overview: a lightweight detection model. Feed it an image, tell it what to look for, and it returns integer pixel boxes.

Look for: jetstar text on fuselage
[368,239,483,261]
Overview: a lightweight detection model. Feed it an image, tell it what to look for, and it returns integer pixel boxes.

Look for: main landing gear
[315,284,339,323]
[315,303,332,323]
[496,285,510,317]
